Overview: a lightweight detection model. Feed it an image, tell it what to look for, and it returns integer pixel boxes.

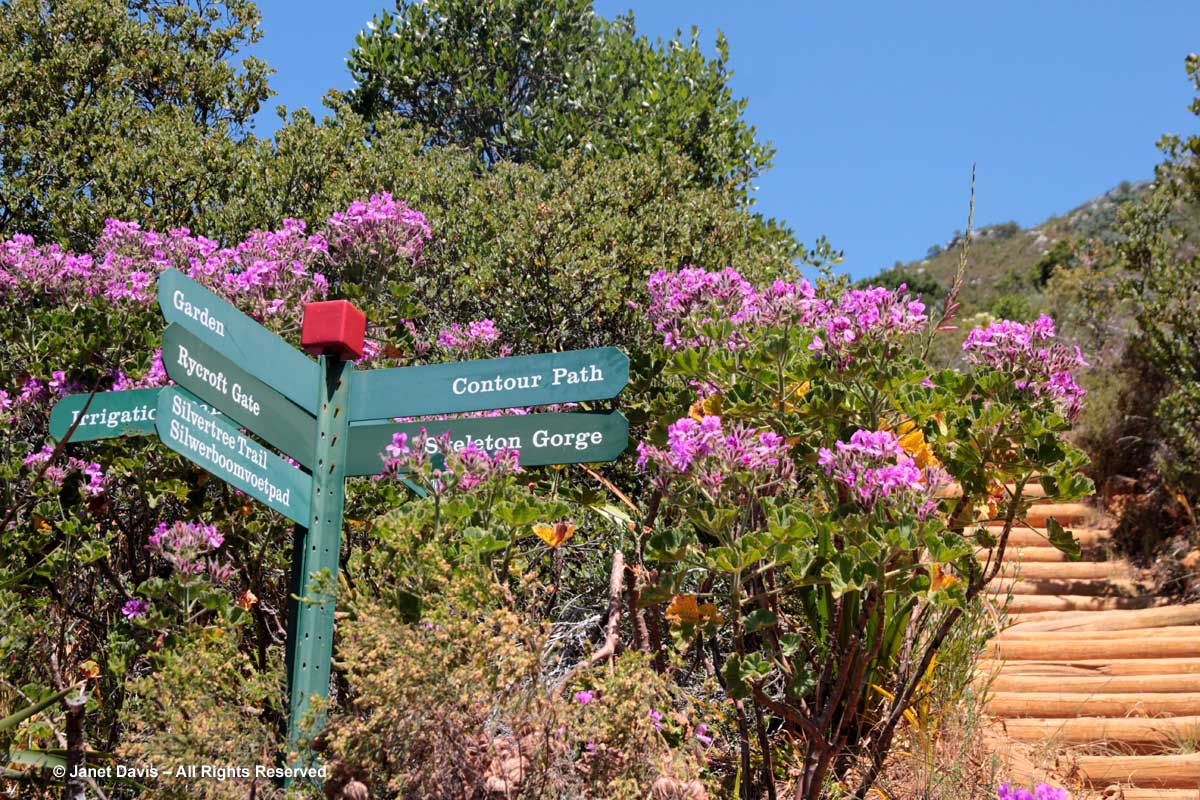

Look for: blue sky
[250,1,1200,279]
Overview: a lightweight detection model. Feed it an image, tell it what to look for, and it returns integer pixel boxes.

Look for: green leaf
[1045,518,1081,561]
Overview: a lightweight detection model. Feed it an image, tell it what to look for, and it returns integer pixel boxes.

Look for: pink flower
[121,599,149,620]
[573,690,595,705]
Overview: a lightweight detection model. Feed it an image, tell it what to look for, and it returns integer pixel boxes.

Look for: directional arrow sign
[50,388,166,442]
[158,269,319,414]
[162,324,316,469]
[345,411,629,476]
[156,388,311,524]
[348,347,629,422]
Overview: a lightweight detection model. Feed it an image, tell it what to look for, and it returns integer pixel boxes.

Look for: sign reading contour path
[156,388,311,525]
[348,347,629,421]
[345,411,629,476]
[158,269,319,414]
[162,324,316,469]
[49,388,167,442]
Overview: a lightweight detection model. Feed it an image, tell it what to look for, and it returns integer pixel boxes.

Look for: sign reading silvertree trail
[47,269,631,782]
[156,388,312,524]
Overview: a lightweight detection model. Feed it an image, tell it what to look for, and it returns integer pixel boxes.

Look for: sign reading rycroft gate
[48,269,632,782]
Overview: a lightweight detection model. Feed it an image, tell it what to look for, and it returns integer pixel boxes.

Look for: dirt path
[981,490,1200,797]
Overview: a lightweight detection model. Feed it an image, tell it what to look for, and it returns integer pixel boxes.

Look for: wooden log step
[978,546,1078,563]
[1003,605,1200,633]
[999,715,1200,745]
[937,482,1048,499]
[987,673,1200,693]
[1076,752,1200,788]
[1022,503,1094,526]
[1000,561,1131,580]
[990,578,1141,596]
[990,526,1113,548]
[990,637,1200,661]
[1003,595,1164,614]
[998,626,1200,641]
[986,691,1200,718]
[980,658,1200,677]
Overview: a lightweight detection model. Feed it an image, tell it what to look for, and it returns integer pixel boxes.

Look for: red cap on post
[301,300,366,360]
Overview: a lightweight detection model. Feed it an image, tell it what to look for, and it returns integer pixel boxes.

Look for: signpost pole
[285,354,353,760]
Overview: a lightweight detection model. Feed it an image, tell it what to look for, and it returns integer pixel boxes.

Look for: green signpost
[48,269,632,782]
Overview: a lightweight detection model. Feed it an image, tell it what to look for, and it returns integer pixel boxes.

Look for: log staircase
[979,486,1200,798]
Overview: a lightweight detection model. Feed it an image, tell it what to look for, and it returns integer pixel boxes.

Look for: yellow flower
[533,521,577,548]
[665,594,724,626]
[930,563,959,593]
[775,381,811,413]
[688,393,723,421]
[879,417,941,470]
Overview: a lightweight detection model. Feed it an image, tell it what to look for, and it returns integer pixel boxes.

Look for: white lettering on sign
[71,405,157,429]
[173,290,226,337]
[449,364,605,397]
[424,433,523,454]
[167,395,294,510]
[532,429,603,450]
[175,346,261,416]
[551,365,604,386]
[452,373,543,396]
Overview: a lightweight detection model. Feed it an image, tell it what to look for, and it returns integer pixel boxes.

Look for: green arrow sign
[162,324,316,469]
[49,388,167,442]
[345,411,629,476]
[156,388,311,524]
[158,269,319,414]
[348,347,629,422]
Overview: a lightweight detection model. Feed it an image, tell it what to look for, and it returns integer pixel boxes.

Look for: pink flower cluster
[643,267,926,359]
[146,520,232,581]
[325,192,431,268]
[807,285,927,361]
[998,783,1068,800]
[962,315,1087,420]
[380,430,521,493]
[1,195,432,332]
[818,430,946,519]
[436,319,509,356]
[636,415,794,496]
[23,445,105,496]
[644,267,761,349]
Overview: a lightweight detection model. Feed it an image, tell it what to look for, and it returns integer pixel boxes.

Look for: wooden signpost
[48,269,631,777]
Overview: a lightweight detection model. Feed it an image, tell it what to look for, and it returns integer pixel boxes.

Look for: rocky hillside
[867,180,1156,319]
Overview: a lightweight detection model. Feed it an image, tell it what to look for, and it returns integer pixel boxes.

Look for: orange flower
[533,521,577,547]
[236,589,258,610]
[930,563,959,592]
[774,381,811,413]
[665,594,723,626]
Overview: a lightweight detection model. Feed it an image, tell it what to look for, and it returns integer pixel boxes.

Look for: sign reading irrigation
[49,388,168,442]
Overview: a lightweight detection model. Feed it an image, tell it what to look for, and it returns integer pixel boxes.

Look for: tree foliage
[346,0,772,193]
[0,0,270,248]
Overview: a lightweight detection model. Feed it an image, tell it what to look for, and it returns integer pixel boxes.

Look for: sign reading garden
[49,269,630,755]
